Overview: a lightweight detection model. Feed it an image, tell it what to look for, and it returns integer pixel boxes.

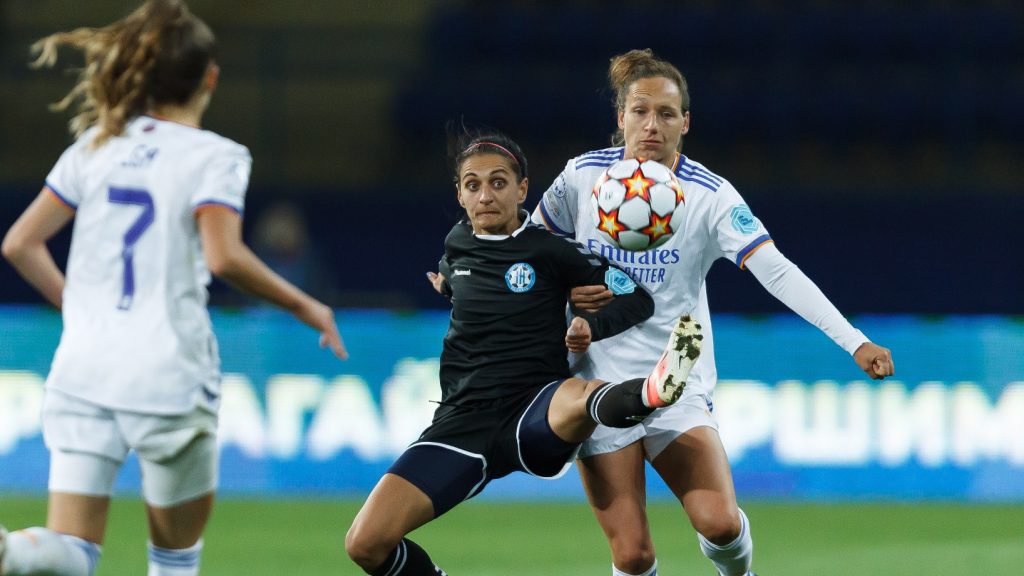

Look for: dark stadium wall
[1,1,1020,312]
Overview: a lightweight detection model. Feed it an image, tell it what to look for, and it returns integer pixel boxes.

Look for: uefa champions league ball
[591,158,686,251]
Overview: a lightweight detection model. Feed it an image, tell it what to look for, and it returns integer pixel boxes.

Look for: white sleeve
[745,243,869,355]
[190,143,251,215]
[530,159,578,236]
[709,182,773,268]
[44,138,90,209]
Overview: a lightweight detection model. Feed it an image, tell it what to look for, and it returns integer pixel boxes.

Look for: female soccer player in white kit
[532,49,894,576]
[0,2,346,575]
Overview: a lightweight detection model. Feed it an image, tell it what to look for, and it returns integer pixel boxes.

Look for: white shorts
[579,388,717,460]
[42,389,219,507]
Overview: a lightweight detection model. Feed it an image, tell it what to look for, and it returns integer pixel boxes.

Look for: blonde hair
[31,0,216,147]
[608,49,689,147]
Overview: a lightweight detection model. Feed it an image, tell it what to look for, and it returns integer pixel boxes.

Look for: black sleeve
[581,263,653,341]
[551,235,654,341]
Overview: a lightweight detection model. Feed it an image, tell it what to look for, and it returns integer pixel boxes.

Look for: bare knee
[582,378,606,397]
[690,506,742,545]
[609,536,656,574]
[548,378,607,441]
[345,521,396,572]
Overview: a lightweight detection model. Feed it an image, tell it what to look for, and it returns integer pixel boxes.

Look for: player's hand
[853,342,893,380]
[296,300,348,360]
[426,271,447,295]
[570,284,613,313]
[565,316,592,353]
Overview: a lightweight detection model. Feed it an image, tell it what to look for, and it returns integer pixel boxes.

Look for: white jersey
[44,116,250,414]
[532,147,772,396]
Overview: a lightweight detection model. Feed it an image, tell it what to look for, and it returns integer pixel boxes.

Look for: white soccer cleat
[643,315,703,408]
[0,524,7,576]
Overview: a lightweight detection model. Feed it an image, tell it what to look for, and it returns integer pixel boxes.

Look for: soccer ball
[591,158,685,251]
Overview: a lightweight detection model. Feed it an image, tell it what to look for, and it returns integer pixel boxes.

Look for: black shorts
[387,380,578,517]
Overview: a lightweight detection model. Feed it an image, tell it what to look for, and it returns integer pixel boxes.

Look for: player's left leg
[548,315,703,441]
[0,491,107,576]
[650,426,753,576]
[3,390,120,576]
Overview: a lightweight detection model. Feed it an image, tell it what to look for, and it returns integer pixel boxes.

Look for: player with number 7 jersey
[1,4,345,574]
[39,118,255,414]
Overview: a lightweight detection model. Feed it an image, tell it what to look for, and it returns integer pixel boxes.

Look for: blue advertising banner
[1,306,1022,501]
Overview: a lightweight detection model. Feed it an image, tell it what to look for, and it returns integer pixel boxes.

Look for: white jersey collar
[474,209,531,241]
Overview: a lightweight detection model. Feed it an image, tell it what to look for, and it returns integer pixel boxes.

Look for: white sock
[1,527,100,576]
[697,508,753,576]
[147,539,203,576]
[612,559,658,576]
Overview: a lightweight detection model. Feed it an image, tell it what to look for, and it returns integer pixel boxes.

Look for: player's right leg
[577,442,659,576]
[347,438,485,575]
[345,473,440,575]
[133,410,218,576]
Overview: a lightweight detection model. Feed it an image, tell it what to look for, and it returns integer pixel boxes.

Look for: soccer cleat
[644,315,703,407]
[0,524,7,575]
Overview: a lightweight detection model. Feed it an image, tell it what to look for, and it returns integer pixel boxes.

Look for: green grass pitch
[1,497,1021,574]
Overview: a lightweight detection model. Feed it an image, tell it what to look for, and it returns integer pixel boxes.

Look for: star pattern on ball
[641,212,674,245]
[622,168,655,202]
[597,208,625,241]
[671,180,685,206]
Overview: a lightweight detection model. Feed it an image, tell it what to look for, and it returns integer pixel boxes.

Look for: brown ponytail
[31,0,216,147]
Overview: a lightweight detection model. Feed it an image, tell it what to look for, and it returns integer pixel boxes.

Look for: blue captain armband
[604,268,636,295]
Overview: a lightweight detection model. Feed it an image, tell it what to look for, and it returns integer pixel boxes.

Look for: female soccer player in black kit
[344,131,703,575]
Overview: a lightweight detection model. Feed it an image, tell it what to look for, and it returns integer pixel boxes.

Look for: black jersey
[437,214,654,405]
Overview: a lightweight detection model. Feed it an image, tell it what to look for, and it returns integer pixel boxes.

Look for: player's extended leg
[651,426,753,576]
[548,315,704,441]
[0,491,107,576]
[577,443,659,576]
[345,474,441,575]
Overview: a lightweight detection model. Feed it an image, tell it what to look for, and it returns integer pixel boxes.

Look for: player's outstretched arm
[1,188,73,309]
[745,243,894,377]
[197,205,347,359]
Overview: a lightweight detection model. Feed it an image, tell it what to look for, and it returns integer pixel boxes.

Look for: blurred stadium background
[1,1,1022,574]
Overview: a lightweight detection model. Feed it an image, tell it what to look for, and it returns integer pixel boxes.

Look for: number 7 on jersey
[107,186,154,310]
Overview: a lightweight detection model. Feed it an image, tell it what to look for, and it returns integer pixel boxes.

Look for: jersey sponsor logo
[453,269,471,276]
[586,239,679,285]
[730,204,759,234]
[587,239,681,266]
[505,262,536,293]
[604,268,636,295]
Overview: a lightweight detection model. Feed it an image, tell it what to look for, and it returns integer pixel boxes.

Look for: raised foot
[644,315,703,408]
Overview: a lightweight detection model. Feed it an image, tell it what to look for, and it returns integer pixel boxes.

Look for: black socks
[585,378,655,428]
[369,538,446,576]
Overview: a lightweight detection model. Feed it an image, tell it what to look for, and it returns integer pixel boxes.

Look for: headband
[463,141,521,169]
